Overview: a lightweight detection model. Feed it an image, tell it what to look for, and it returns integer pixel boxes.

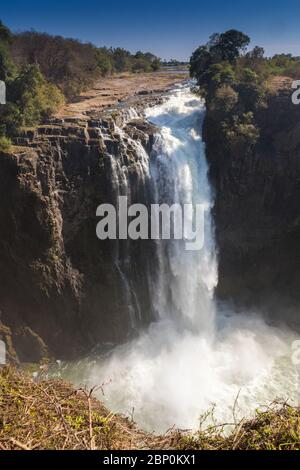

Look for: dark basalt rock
[204,88,300,326]
[0,105,160,362]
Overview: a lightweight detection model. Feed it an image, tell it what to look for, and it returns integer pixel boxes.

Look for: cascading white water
[146,84,217,335]
[57,84,298,433]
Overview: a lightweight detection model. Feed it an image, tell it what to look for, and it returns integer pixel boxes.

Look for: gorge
[0,69,300,434]
[50,83,297,433]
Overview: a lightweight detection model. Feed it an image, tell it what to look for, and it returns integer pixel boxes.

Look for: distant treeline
[162,59,189,67]
[10,31,161,98]
[0,21,161,149]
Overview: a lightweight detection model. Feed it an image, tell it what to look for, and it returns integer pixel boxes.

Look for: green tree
[210,30,250,63]
[190,30,250,90]
[0,20,11,43]
[112,48,132,73]
[96,47,113,76]
[190,45,212,85]
[0,20,14,81]
[9,64,64,127]
[236,68,264,111]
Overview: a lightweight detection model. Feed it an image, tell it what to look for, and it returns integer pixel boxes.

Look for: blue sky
[1,0,300,60]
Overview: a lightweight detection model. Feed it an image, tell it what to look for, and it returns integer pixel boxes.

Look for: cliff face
[0,100,161,362]
[204,86,300,322]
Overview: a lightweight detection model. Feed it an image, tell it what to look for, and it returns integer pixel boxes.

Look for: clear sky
[1,0,300,60]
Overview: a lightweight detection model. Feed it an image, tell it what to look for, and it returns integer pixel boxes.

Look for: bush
[236,68,265,111]
[0,135,12,152]
[226,113,260,148]
[9,64,65,126]
[0,102,21,136]
[213,85,238,113]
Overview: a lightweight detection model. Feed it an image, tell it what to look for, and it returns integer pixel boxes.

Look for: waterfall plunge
[146,84,217,335]
[58,84,298,433]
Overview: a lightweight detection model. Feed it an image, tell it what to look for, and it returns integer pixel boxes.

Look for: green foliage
[209,63,236,92]
[190,45,213,86]
[0,102,21,136]
[190,30,273,156]
[212,85,238,114]
[0,20,11,43]
[0,43,11,81]
[0,135,11,152]
[0,20,15,81]
[226,112,260,148]
[111,47,132,73]
[10,32,161,98]
[190,29,250,88]
[8,64,65,127]
[236,68,265,111]
[0,19,162,142]
[177,403,300,450]
[10,32,109,98]
[96,47,113,76]
[131,51,161,73]
[282,61,300,79]
[209,30,250,63]
[0,60,64,137]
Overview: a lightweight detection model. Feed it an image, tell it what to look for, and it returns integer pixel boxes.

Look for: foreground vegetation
[0,20,161,147]
[1,367,300,450]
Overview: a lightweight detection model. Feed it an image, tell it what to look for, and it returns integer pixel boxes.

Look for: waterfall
[146,84,217,334]
[102,111,155,331]
[57,84,298,433]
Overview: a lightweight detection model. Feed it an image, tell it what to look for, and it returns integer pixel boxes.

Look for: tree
[112,48,132,73]
[210,30,250,63]
[0,20,14,81]
[190,30,250,89]
[96,47,113,76]
[247,46,265,60]
[0,20,11,43]
[236,68,264,111]
[190,45,213,83]
[9,64,64,127]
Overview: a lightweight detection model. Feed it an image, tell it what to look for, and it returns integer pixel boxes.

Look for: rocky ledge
[0,89,174,363]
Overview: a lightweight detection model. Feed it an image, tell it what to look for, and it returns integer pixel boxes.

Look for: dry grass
[173,403,300,450]
[0,366,152,450]
[266,75,293,93]
[1,366,300,450]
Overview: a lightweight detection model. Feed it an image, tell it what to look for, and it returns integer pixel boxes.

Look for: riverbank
[56,71,188,120]
[1,367,300,450]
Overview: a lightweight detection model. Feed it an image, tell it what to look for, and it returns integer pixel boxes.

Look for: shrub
[213,85,238,113]
[236,69,265,111]
[226,113,260,148]
[0,102,21,136]
[9,64,65,126]
[0,135,12,152]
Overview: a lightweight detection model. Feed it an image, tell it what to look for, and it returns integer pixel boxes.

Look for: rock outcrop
[204,85,300,325]
[0,99,162,362]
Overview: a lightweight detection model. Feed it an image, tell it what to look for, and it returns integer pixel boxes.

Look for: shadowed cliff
[204,80,300,325]
[0,98,163,362]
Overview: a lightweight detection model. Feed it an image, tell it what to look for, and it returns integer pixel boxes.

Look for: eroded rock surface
[0,94,165,361]
[204,83,300,325]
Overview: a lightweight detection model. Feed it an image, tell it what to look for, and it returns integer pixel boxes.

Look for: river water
[55,84,299,433]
